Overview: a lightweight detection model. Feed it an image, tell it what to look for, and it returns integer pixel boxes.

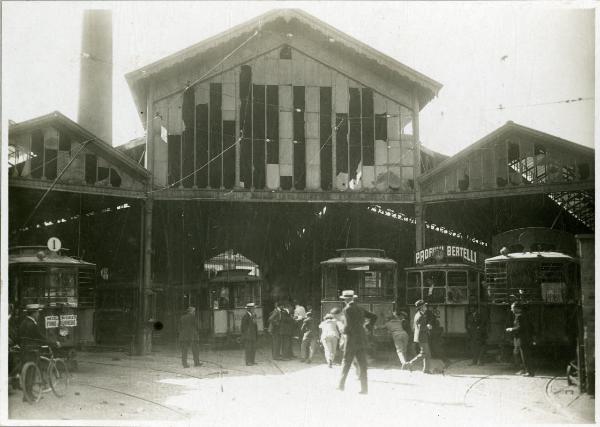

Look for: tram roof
[209,269,261,283]
[321,256,396,266]
[9,247,95,266]
[405,263,482,271]
[485,251,575,262]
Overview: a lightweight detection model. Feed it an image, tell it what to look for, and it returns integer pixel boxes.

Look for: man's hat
[246,303,255,308]
[25,304,44,311]
[340,290,358,299]
[324,313,334,320]
[414,299,427,309]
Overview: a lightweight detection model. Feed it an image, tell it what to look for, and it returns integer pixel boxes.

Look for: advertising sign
[60,314,77,327]
[415,245,479,265]
[45,315,59,329]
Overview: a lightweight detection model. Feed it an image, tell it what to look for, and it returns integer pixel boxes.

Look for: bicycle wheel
[48,359,70,397]
[20,362,43,403]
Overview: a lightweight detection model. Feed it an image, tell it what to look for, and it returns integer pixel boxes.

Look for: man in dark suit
[279,304,295,359]
[241,303,258,365]
[178,306,201,368]
[406,300,433,373]
[337,290,377,394]
[506,302,534,376]
[268,302,282,360]
[18,304,61,367]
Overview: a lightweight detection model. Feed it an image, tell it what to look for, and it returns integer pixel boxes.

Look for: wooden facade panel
[280,111,293,140]
[266,163,280,189]
[481,147,494,189]
[195,83,210,105]
[374,165,388,191]
[469,150,483,190]
[306,112,319,139]
[386,100,400,140]
[279,163,293,177]
[279,85,293,111]
[494,139,508,187]
[374,93,386,115]
[402,166,414,189]
[252,57,267,85]
[304,56,320,86]
[306,86,320,113]
[374,139,388,166]
[222,82,236,112]
[306,164,320,190]
[306,138,320,166]
[279,138,293,166]
[278,59,292,85]
[362,165,375,189]
[334,73,348,113]
[265,58,279,83]
[317,62,332,87]
[166,95,183,135]
[292,55,305,85]
[154,120,169,187]
[388,140,401,166]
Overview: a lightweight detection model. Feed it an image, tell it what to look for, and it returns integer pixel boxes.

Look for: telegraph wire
[492,96,593,111]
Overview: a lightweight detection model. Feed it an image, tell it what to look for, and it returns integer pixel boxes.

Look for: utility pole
[139,82,156,355]
[412,86,425,252]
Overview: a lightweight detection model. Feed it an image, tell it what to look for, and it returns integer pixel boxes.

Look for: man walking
[179,306,201,368]
[337,290,376,394]
[241,303,258,365]
[405,300,433,373]
[506,302,534,376]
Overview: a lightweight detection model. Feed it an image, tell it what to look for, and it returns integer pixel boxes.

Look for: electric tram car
[8,244,96,360]
[320,248,398,343]
[404,245,485,339]
[485,228,580,351]
[203,269,264,339]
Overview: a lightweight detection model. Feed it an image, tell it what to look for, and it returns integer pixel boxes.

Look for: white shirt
[294,305,307,320]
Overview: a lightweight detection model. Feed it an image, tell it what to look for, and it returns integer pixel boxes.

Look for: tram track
[72,379,187,417]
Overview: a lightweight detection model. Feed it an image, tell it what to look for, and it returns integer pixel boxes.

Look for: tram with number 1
[8,240,96,361]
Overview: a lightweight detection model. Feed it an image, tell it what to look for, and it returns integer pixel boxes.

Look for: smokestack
[78,10,112,144]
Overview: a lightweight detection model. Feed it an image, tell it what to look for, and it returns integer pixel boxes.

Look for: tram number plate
[45,316,59,329]
[60,315,77,327]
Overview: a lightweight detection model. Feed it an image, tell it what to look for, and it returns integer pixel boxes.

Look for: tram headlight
[58,327,69,337]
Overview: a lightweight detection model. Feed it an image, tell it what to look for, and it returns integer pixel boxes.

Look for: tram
[8,244,96,360]
[204,269,264,338]
[320,248,397,343]
[404,245,485,338]
[485,228,580,351]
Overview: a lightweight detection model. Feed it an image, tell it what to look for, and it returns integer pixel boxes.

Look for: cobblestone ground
[8,342,595,426]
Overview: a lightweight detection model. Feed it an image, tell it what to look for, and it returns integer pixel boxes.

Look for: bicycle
[20,345,70,403]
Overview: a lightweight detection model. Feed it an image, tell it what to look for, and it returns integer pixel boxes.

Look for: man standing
[179,306,201,368]
[337,290,376,394]
[405,300,433,373]
[466,306,487,365]
[279,303,295,359]
[268,302,282,360]
[506,302,534,376]
[241,303,258,366]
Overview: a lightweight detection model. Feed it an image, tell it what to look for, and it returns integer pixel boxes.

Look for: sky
[2,1,595,156]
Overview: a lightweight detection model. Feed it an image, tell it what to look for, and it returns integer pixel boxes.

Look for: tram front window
[21,267,46,305]
[423,271,445,304]
[406,272,422,304]
[48,268,76,304]
[447,271,468,304]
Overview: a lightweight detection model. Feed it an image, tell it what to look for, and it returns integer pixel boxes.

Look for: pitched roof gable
[126,9,442,125]
[9,111,149,181]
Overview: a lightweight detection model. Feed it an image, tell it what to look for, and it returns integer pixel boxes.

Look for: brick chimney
[78,10,112,144]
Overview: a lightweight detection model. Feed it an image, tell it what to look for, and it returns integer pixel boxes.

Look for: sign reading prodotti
[415,245,478,265]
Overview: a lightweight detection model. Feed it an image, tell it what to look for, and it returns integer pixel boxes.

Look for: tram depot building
[7,9,594,385]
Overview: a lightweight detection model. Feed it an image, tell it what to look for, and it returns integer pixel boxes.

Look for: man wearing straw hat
[241,303,258,366]
[405,299,433,373]
[337,290,376,394]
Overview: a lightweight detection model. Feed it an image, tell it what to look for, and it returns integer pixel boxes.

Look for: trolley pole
[412,86,425,252]
[139,82,157,355]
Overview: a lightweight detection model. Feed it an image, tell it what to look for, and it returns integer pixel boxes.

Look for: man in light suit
[337,290,377,394]
[241,303,258,365]
[406,300,433,373]
[178,306,201,368]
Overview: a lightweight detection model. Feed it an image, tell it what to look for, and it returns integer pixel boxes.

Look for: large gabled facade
[126,9,442,202]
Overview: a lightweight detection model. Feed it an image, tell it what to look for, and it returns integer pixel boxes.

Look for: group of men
[266,301,305,361]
